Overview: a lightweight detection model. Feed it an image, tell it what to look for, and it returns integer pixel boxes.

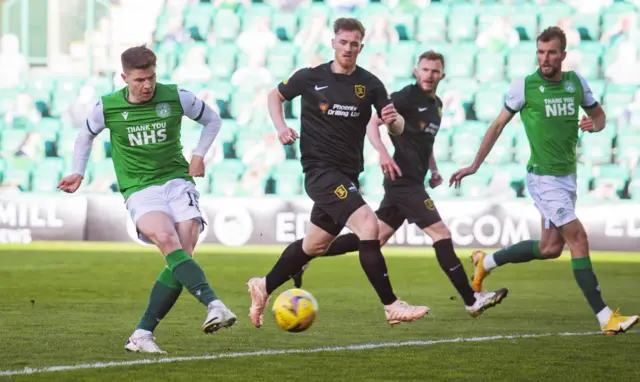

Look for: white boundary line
[2,330,633,377]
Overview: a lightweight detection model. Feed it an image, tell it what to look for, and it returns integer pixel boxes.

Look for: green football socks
[137,267,183,332]
[165,249,217,306]
[493,240,544,266]
[572,257,607,315]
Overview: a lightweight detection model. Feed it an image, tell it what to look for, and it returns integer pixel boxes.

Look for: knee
[302,238,330,257]
[539,245,563,259]
[425,222,451,243]
[153,230,181,253]
[357,212,380,240]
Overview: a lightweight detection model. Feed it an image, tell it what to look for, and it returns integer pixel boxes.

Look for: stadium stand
[0,0,638,202]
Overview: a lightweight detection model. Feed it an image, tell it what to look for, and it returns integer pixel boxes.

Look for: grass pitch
[0,242,638,381]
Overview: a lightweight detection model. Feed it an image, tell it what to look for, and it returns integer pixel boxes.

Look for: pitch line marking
[0,330,635,377]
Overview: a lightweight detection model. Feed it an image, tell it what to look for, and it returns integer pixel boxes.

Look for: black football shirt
[386,84,443,185]
[278,62,392,177]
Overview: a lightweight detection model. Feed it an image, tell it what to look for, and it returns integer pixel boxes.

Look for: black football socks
[433,238,476,306]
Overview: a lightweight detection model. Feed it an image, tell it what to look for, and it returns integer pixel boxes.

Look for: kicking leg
[346,205,429,325]
[471,217,565,292]
[291,220,392,288]
[560,219,638,335]
[426,222,508,317]
[247,221,334,328]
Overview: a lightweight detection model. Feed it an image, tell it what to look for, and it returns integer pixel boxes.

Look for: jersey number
[187,192,200,212]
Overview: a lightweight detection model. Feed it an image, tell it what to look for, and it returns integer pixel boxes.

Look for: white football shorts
[125,178,205,243]
[525,171,578,229]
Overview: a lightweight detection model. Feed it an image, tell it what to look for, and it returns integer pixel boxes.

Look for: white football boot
[125,329,167,354]
[202,300,238,334]
[465,288,509,317]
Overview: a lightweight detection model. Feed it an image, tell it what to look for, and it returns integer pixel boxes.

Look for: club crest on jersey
[437,107,442,117]
[354,85,366,99]
[334,185,348,199]
[563,81,576,93]
[319,103,329,113]
[424,199,435,211]
[419,121,426,130]
[156,102,171,118]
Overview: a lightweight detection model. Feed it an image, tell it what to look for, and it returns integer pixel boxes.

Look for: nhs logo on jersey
[544,97,576,118]
[127,122,168,146]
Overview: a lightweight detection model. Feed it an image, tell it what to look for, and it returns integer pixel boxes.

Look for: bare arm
[366,114,388,154]
[585,104,606,132]
[429,151,438,173]
[470,108,515,171]
[267,89,288,132]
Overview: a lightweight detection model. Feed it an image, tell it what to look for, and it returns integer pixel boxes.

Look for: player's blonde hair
[121,44,157,72]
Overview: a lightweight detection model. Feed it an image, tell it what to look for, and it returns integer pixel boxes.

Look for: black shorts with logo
[304,168,367,236]
[376,181,442,231]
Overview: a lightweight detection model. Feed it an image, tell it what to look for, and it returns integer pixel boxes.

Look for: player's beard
[540,63,560,79]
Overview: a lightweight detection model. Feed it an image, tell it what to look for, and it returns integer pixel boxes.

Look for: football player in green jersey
[58,45,237,354]
[450,27,638,335]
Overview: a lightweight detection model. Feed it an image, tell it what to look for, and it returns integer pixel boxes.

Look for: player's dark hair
[121,44,157,72]
[333,18,366,39]
[537,27,567,52]
[418,50,445,68]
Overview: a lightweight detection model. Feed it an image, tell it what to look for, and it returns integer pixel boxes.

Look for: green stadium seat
[193,173,211,194]
[576,162,593,196]
[573,12,601,41]
[447,44,477,78]
[210,159,244,195]
[267,43,297,79]
[184,3,214,38]
[592,163,630,195]
[88,159,116,192]
[457,170,490,198]
[440,78,479,107]
[272,160,303,196]
[579,132,613,164]
[473,89,504,122]
[433,129,451,162]
[297,3,329,27]
[85,76,114,97]
[208,44,238,80]
[513,124,531,164]
[242,3,274,32]
[588,79,605,102]
[510,4,539,41]
[615,131,640,164]
[476,51,506,82]
[447,4,478,42]
[388,41,418,79]
[234,131,265,159]
[364,164,385,197]
[507,43,537,80]
[601,2,637,33]
[477,3,512,33]
[213,9,241,41]
[486,128,515,164]
[417,4,449,42]
[32,158,65,192]
[451,131,482,164]
[575,42,602,80]
[0,89,20,116]
[538,2,573,30]
[391,8,417,41]
[272,12,298,41]
[2,167,32,191]
[1,129,28,156]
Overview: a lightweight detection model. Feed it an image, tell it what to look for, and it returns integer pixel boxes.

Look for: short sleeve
[504,78,526,113]
[390,89,408,115]
[575,72,599,109]
[370,76,393,117]
[179,88,206,121]
[278,68,310,101]
[86,100,106,135]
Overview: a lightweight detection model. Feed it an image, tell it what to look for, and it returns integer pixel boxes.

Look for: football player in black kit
[290,51,509,317]
[247,18,429,328]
